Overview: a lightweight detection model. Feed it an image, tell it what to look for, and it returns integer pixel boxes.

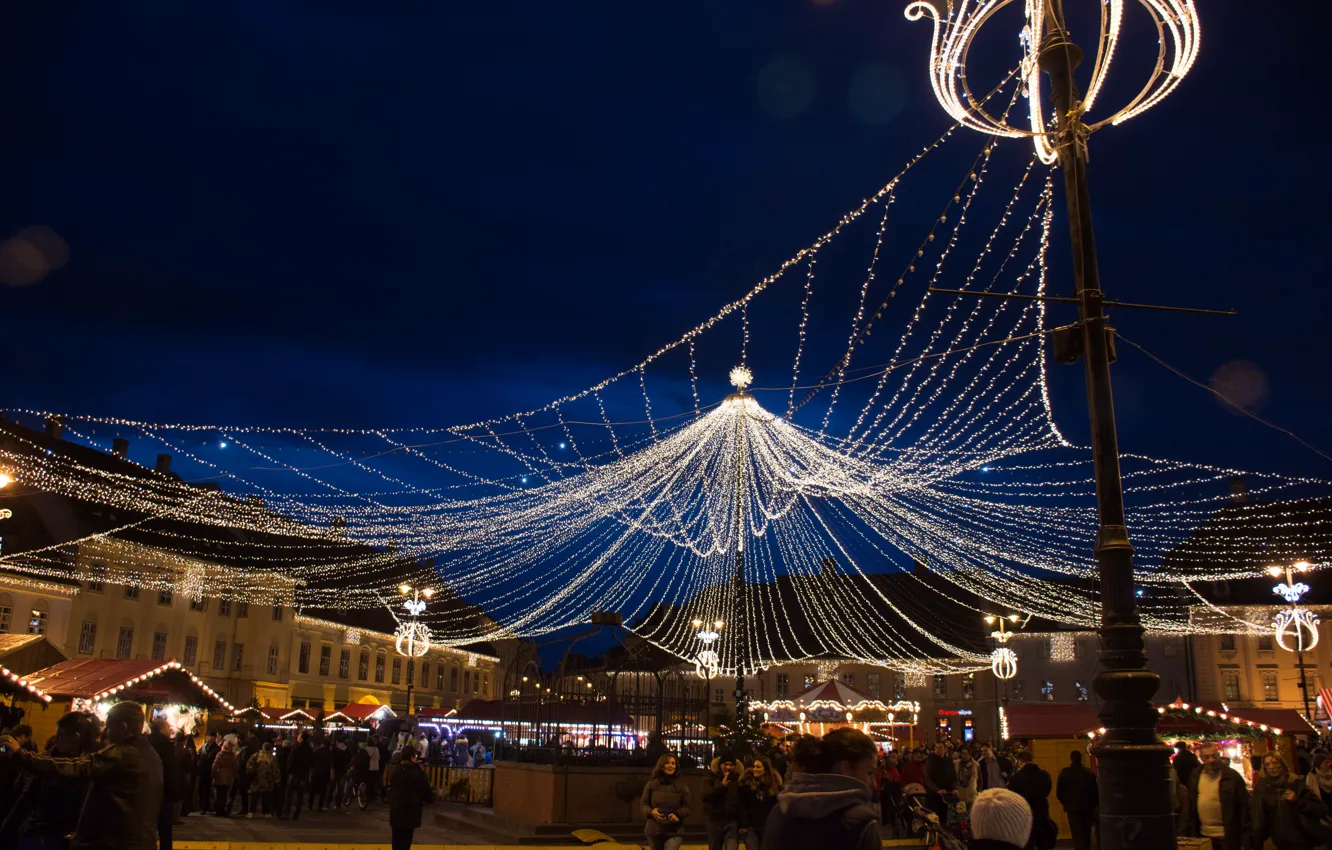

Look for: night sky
[1,0,1328,478]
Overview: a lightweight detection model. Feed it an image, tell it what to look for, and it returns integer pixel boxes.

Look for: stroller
[907,791,969,850]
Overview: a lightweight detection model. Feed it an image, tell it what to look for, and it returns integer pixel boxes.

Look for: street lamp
[985,615,1019,746]
[692,617,724,751]
[907,2,1202,846]
[1269,562,1318,720]
[0,470,12,489]
[393,584,434,715]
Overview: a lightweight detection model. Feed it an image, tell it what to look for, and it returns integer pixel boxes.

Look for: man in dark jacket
[309,738,333,812]
[388,748,434,850]
[2,701,164,850]
[703,752,741,850]
[197,733,220,814]
[924,742,959,823]
[1055,751,1098,850]
[147,720,182,850]
[1173,740,1201,788]
[283,735,314,820]
[0,712,94,846]
[1183,743,1249,850]
[330,736,352,809]
[1006,752,1053,850]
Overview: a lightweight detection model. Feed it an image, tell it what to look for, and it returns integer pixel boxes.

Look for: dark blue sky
[2,0,1329,476]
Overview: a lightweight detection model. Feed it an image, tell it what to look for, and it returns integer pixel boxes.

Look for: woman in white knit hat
[969,788,1033,850]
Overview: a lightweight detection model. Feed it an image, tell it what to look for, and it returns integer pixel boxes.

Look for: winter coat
[924,753,958,794]
[148,731,182,805]
[1252,774,1329,850]
[247,751,281,794]
[12,733,164,850]
[287,741,313,783]
[1183,765,1250,850]
[0,760,89,841]
[739,782,779,836]
[760,771,881,850]
[311,746,334,782]
[704,772,742,824]
[640,776,691,838]
[332,743,351,774]
[956,759,979,804]
[899,759,926,790]
[235,744,255,787]
[1174,748,1201,787]
[978,755,1005,790]
[211,749,239,787]
[1055,763,1098,813]
[387,761,434,829]
[1007,763,1054,850]
[198,742,219,783]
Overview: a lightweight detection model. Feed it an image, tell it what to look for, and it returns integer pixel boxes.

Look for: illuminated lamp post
[985,614,1019,744]
[1269,562,1318,721]
[693,617,724,740]
[395,583,434,715]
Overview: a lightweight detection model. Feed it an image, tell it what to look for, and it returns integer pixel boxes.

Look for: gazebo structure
[750,679,920,747]
[17,658,233,743]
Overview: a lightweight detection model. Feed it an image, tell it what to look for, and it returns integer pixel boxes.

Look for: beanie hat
[971,788,1033,847]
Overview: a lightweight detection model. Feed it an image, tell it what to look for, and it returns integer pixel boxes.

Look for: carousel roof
[789,679,873,706]
[23,658,234,712]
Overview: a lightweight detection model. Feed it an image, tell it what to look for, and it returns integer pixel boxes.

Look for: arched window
[27,597,49,635]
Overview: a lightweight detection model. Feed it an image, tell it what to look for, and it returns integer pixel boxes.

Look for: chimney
[155,454,172,474]
[112,438,129,459]
[45,416,63,441]
[1229,476,1249,506]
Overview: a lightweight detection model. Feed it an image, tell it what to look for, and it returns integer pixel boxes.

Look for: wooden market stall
[750,679,921,749]
[1002,702,1100,842]
[1145,699,1316,788]
[15,658,234,744]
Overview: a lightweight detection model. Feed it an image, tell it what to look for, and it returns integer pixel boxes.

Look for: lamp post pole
[1036,4,1173,846]
[1270,562,1317,721]
[396,584,434,717]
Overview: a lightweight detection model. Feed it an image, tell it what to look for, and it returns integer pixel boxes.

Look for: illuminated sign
[936,709,973,716]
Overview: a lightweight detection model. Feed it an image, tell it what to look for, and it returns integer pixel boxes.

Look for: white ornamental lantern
[991,647,1018,680]
[394,621,431,658]
[1274,608,1320,653]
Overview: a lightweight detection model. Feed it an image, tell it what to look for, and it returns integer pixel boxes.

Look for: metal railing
[423,764,493,805]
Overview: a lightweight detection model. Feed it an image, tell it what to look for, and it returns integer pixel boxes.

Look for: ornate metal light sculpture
[393,584,434,658]
[904,0,1202,164]
[1270,562,1319,653]
[692,617,723,679]
[985,614,1020,680]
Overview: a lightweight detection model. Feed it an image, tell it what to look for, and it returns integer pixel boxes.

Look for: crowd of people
[0,704,446,850]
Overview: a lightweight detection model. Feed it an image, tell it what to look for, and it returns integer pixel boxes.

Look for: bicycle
[907,794,969,850]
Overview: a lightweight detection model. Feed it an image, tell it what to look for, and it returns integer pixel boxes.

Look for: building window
[1222,670,1241,701]
[463,669,470,693]
[421,661,430,687]
[116,626,134,659]
[1075,681,1088,701]
[392,658,401,684]
[1012,680,1026,700]
[375,654,386,683]
[933,676,947,699]
[1041,680,1055,701]
[1258,635,1275,652]
[268,644,281,676]
[359,651,369,681]
[151,630,167,660]
[157,590,173,606]
[840,672,856,687]
[867,672,881,698]
[78,621,97,655]
[962,673,976,700]
[0,604,9,633]
[271,605,283,622]
[450,665,458,691]
[339,649,350,679]
[218,599,231,617]
[86,579,104,593]
[804,673,816,690]
[436,665,445,690]
[1074,640,1086,659]
[296,641,311,674]
[1262,670,1279,701]
[776,673,789,698]
[893,673,906,700]
[713,687,724,704]
[1164,638,1180,658]
[124,586,140,601]
[27,609,48,635]
[232,643,244,672]
[189,597,208,612]
[319,645,331,677]
[236,602,248,619]
[1220,634,1236,651]
[213,639,226,670]
[481,673,488,695]
[184,635,198,665]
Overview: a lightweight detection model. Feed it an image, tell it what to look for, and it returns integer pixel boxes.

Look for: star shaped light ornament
[729,365,754,391]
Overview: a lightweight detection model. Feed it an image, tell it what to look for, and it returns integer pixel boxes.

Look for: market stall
[15,658,233,743]
[749,679,920,749]
[1137,699,1315,788]
[326,701,396,730]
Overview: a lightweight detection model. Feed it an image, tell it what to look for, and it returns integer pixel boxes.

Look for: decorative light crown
[729,365,754,391]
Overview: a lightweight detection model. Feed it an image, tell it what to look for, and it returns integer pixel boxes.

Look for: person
[367,736,384,802]
[1055,751,1098,850]
[1,701,163,850]
[1183,742,1249,850]
[644,732,669,769]
[147,720,182,850]
[641,753,691,850]
[210,739,238,817]
[1174,740,1201,788]
[769,743,789,780]
[899,748,926,791]
[283,734,313,820]
[330,736,351,809]
[388,747,434,850]
[197,734,219,815]
[0,711,95,850]
[956,747,979,807]
[1006,751,1053,850]
[175,734,196,819]
[739,756,781,850]
[761,728,880,850]
[246,741,281,818]
[970,788,1034,850]
[875,753,903,837]
[1307,756,1332,804]
[703,752,741,850]
[309,738,333,812]
[924,741,958,823]
[978,744,1006,791]
[1252,752,1329,850]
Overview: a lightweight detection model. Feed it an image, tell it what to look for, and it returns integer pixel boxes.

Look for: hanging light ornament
[1271,562,1319,653]
[986,614,1020,680]
[904,0,1201,164]
[392,584,434,658]
[692,618,723,679]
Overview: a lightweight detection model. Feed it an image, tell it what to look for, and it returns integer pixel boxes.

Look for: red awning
[1003,703,1100,739]
[23,658,233,712]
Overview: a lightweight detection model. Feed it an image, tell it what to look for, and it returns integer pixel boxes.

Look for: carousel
[749,679,920,749]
